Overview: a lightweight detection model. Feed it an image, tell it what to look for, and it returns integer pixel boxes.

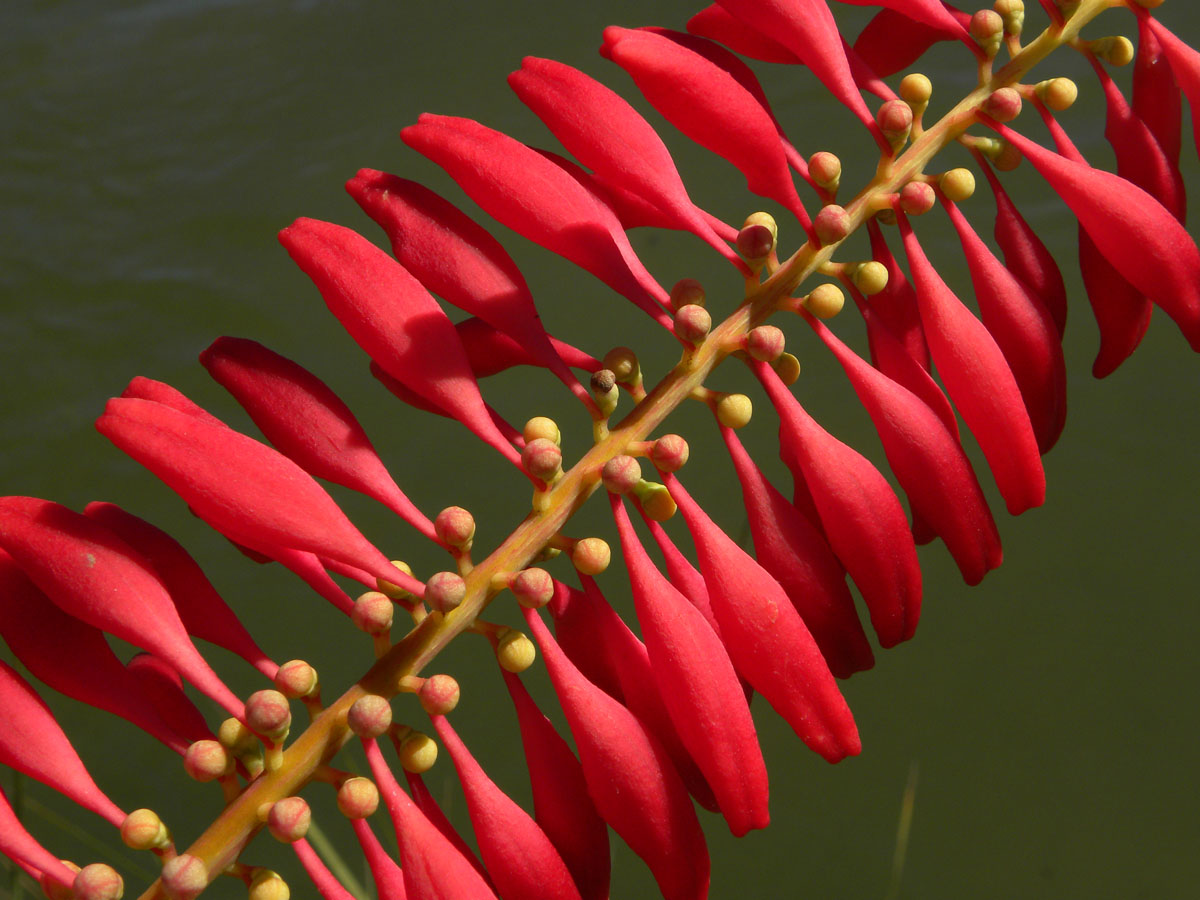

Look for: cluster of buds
[1,1,1198,899]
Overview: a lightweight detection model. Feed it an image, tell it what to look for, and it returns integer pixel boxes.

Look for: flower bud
[351,592,394,636]
[939,168,976,202]
[877,100,913,148]
[348,694,392,738]
[649,434,689,473]
[73,864,123,900]
[121,808,169,851]
[510,568,554,609]
[161,855,207,900]
[602,454,644,494]
[434,506,475,550]
[983,87,1022,122]
[337,777,380,819]
[633,481,676,521]
[419,674,461,715]
[218,717,257,754]
[993,140,1021,171]
[184,740,233,782]
[899,73,932,106]
[970,9,1004,56]
[496,628,537,673]
[522,438,563,482]
[266,797,311,843]
[397,730,438,773]
[273,660,319,699]
[850,260,889,296]
[898,181,935,215]
[522,416,560,445]
[814,204,851,245]
[669,277,705,309]
[570,537,611,575]
[715,394,753,429]
[995,0,1024,36]
[673,304,711,344]
[245,690,292,742]
[805,283,845,319]
[425,571,466,613]
[736,212,777,260]
[590,368,619,416]
[1036,77,1077,111]
[377,560,416,601]
[744,325,785,362]
[43,863,80,900]
[1088,35,1134,66]
[773,352,802,385]
[248,870,289,900]
[808,152,841,191]
[602,347,640,384]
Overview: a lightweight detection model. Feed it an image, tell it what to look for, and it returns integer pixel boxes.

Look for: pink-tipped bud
[814,204,851,245]
[570,537,611,576]
[602,455,643,494]
[669,277,705,309]
[510,568,554,609]
[73,864,123,900]
[418,674,460,716]
[898,181,936,215]
[877,99,913,143]
[351,592,394,636]
[434,506,476,550]
[183,740,232,783]
[970,9,1003,53]
[274,660,319,699]
[161,854,207,900]
[650,434,689,473]
[736,222,775,260]
[245,690,291,741]
[983,87,1022,122]
[347,695,392,738]
[744,325,785,362]
[809,151,841,190]
[337,777,380,819]
[673,304,711,343]
[266,797,311,843]
[121,809,168,851]
[523,438,563,482]
[425,571,466,613]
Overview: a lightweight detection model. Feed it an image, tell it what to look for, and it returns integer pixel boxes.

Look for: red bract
[400,114,674,328]
[364,739,499,900]
[988,121,1200,351]
[0,658,125,826]
[611,497,769,837]
[508,57,744,271]
[547,578,718,811]
[941,198,1067,454]
[639,516,720,639]
[404,772,490,885]
[0,496,243,718]
[350,819,408,900]
[754,362,922,647]
[976,157,1067,339]
[278,217,521,466]
[200,336,435,541]
[688,4,801,64]
[126,653,215,745]
[430,715,582,900]
[837,0,966,36]
[865,220,933,372]
[1134,14,1183,169]
[0,550,188,754]
[82,501,277,680]
[718,427,874,677]
[96,396,400,587]
[896,214,1046,516]
[501,671,610,900]
[522,608,710,900]
[806,314,1003,585]
[454,317,599,379]
[0,786,78,890]
[713,0,885,146]
[662,472,861,761]
[1144,16,1200,161]
[601,27,812,231]
[293,839,359,900]
[345,169,590,406]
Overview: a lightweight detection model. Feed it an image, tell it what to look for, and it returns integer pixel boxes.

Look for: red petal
[126,653,215,746]
[349,820,408,900]
[897,214,1046,515]
[293,839,359,900]
[688,4,801,64]
[1134,15,1183,167]
[663,472,861,760]
[755,361,923,645]
[0,497,243,717]
[1145,17,1200,161]
[454,317,599,379]
[0,786,79,890]
[400,114,673,327]
[611,498,770,837]
[523,608,710,900]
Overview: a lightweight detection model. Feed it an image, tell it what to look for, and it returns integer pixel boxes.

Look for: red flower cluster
[1,2,1197,899]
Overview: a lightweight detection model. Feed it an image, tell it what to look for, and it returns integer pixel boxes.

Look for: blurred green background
[1,1,1197,898]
